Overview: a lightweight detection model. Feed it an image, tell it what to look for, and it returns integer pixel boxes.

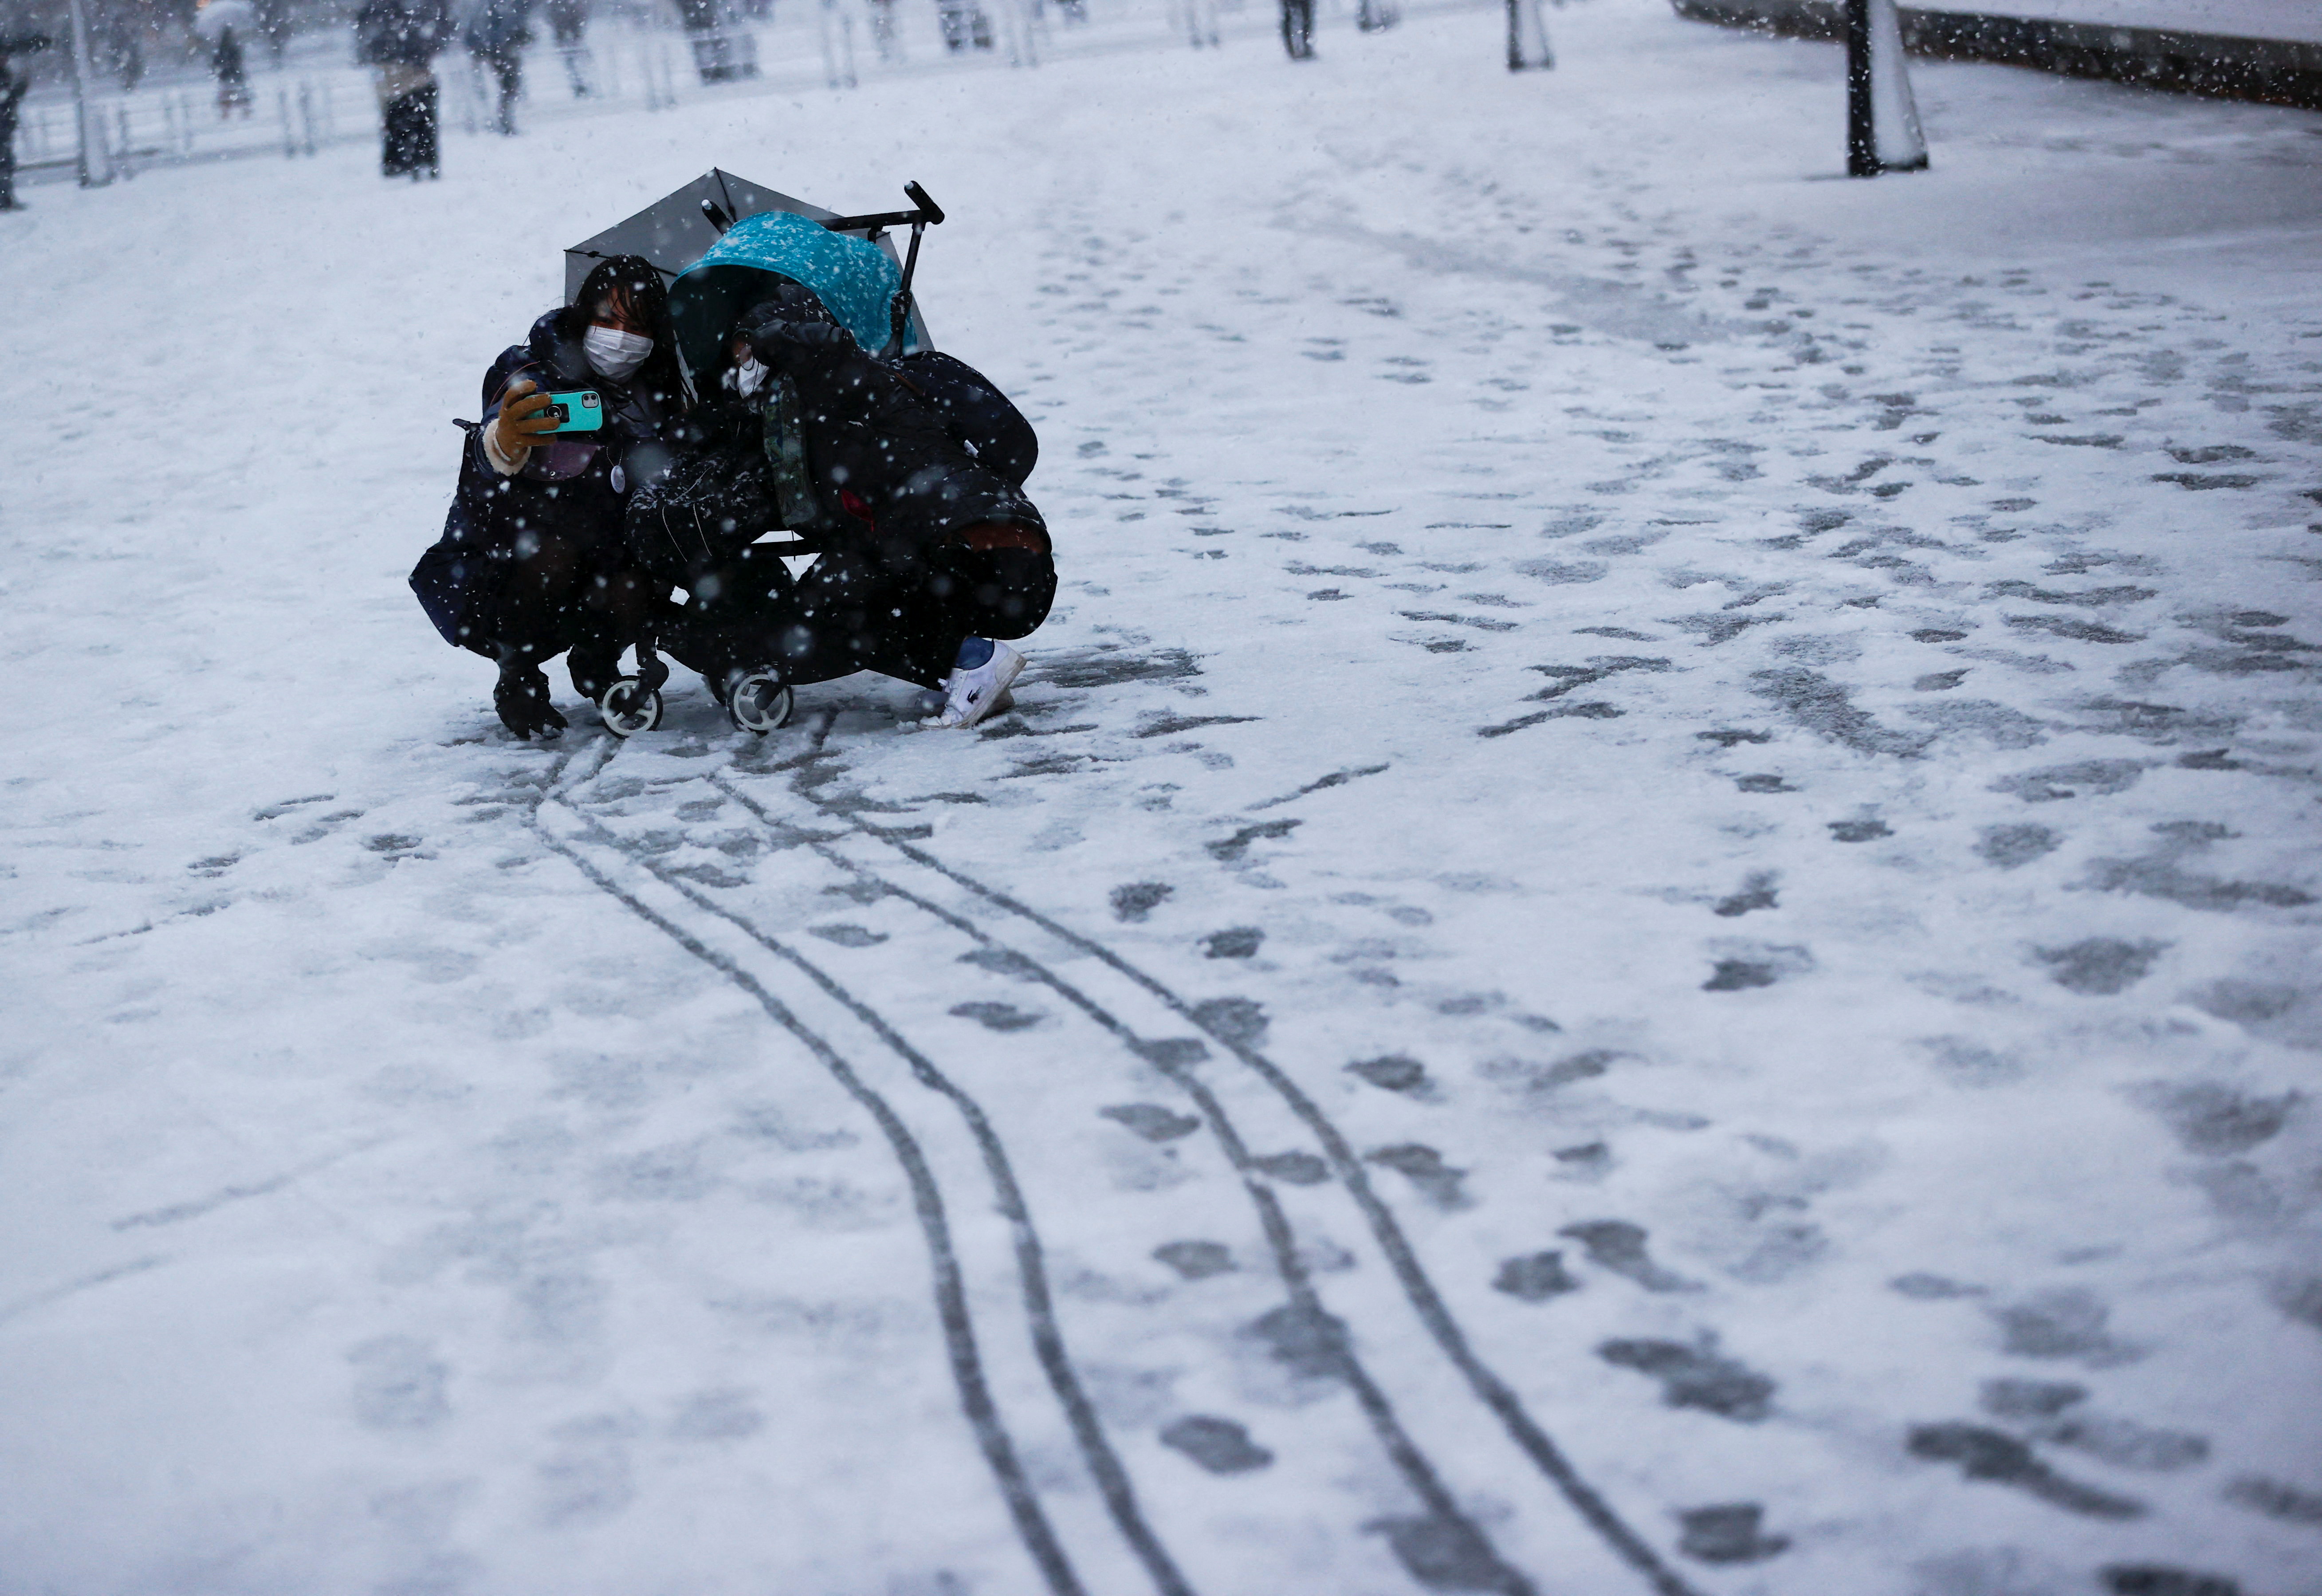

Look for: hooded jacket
[734,286,1045,575]
[409,309,685,649]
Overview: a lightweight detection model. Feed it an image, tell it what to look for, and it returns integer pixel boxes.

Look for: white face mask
[583,325,652,382]
[724,353,769,401]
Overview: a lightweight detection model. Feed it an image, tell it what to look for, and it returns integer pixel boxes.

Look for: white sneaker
[924,640,1025,729]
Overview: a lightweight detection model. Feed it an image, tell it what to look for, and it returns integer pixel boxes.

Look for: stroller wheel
[727,672,793,735]
[599,677,664,738]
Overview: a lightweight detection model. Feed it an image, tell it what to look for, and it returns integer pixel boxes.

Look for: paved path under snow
[2,4,2318,1593]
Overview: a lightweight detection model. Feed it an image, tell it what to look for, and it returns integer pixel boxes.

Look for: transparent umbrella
[192,0,257,40]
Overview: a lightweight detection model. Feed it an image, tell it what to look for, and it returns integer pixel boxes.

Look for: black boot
[494,660,567,739]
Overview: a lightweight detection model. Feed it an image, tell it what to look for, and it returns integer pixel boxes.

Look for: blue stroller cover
[668,210,920,376]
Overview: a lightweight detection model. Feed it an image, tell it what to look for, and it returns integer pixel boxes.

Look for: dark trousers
[463,535,662,697]
[479,52,521,134]
[667,542,1056,692]
[1280,0,1314,58]
[0,104,18,208]
[382,84,440,176]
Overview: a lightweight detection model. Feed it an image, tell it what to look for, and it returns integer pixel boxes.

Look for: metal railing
[10,0,1488,192]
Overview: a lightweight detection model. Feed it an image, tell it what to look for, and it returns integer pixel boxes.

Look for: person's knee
[508,532,582,595]
[956,519,1050,555]
[965,548,1056,640]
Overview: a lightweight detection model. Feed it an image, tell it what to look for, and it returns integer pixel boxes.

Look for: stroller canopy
[670,211,921,376]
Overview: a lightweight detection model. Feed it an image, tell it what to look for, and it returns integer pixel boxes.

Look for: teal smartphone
[541,389,605,434]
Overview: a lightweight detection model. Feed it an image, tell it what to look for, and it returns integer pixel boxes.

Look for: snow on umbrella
[565,168,932,376]
[193,0,256,39]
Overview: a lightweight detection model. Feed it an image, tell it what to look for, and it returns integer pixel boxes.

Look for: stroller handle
[820,181,945,236]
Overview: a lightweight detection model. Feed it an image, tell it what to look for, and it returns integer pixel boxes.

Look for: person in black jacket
[410,256,691,737]
[212,25,252,118]
[462,0,532,136]
[356,0,451,178]
[639,282,1055,730]
[0,34,48,211]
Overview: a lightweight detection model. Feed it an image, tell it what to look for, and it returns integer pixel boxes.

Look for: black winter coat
[736,289,1044,574]
[357,0,452,66]
[410,310,684,649]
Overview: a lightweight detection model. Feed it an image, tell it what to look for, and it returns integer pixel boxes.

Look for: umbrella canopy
[193,0,256,39]
[564,169,931,374]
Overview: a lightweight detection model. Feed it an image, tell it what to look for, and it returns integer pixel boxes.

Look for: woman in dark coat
[410,256,691,738]
[357,0,451,178]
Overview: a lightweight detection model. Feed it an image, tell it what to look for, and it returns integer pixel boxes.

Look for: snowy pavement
[3,4,2319,1592]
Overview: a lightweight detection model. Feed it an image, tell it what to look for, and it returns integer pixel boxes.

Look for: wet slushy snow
[2,3,2318,1592]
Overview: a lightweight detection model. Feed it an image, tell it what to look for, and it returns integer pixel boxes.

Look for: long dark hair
[563,254,691,413]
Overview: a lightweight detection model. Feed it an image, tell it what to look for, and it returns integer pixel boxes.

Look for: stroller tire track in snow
[544,727,1548,1595]
[523,739,1101,1596]
[704,767,1553,1596]
[687,748,1709,1596]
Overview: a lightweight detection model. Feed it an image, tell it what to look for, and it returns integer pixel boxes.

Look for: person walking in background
[1279,0,1314,59]
[462,0,532,136]
[255,0,292,63]
[212,24,253,117]
[866,0,898,63]
[543,0,589,97]
[108,10,144,90]
[357,0,451,178]
[0,33,47,212]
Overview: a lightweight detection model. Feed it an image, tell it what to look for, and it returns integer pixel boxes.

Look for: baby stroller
[570,174,1037,738]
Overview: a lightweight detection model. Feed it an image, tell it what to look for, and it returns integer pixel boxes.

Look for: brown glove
[491,378,562,461]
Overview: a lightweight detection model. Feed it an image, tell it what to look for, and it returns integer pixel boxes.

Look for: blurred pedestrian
[1279,0,1313,59]
[108,10,145,90]
[463,0,532,136]
[357,0,451,178]
[936,0,992,53]
[0,33,49,212]
[676,0,738,82]
[255,0,292,63]
[213,24,253,117]
[543,0,590,96]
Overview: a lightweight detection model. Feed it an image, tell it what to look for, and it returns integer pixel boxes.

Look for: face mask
[724,353,769,401]
[583,325,652,381]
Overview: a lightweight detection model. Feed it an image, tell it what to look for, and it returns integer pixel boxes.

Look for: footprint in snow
[1345,1054,1430,1094]
[2033,938,2169,996]
[1159,1415,1273,1474]
[1493,1251,1579,1302]
[1152,1241,1234,1280]
[1100,1104,1199,1143]
[1598,1335,1775,1422]
[1202,927,1263,959]
[948,1002,1045,1033]
[1906,1423,2144,1520]
[1675,1503,1788,1565]
[1560,1220,1697,1292]
[1251,1151,1329,1186]
[1365,1144,1469,1209]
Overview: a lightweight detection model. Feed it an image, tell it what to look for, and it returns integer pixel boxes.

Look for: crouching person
[410,256,691,737]
[656,283,1053,729]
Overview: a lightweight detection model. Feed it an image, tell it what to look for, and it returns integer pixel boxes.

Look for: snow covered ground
[4,3,2319,1592]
